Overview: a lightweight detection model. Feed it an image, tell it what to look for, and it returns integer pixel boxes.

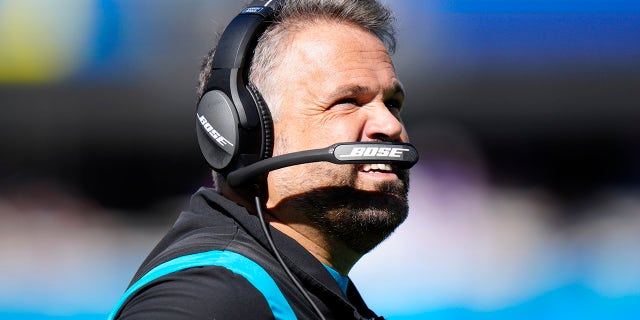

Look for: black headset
[195,0,277,177]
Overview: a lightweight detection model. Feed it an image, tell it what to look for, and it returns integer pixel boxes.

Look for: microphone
[227,142,419,187]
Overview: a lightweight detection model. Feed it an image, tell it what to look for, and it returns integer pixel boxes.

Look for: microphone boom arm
[227,142,419,187]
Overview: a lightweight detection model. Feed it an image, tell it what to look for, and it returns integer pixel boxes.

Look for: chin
[282,182,410,255]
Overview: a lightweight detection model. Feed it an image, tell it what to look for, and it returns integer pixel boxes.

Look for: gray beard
[279,174,409,255]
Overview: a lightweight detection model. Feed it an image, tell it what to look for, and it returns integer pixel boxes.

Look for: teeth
[361,164,392,172]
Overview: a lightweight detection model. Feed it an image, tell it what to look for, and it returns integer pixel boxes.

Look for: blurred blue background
[1,0,639,319]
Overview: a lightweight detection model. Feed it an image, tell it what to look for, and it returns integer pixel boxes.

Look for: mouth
[357,163,400,181]
[360,163,393,173]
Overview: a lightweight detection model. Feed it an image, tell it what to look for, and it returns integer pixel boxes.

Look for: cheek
[273,112,366,155]
[317,116,365,143]
[272,119,320,156]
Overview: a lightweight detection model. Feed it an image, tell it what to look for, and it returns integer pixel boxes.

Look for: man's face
[266,21,410,254]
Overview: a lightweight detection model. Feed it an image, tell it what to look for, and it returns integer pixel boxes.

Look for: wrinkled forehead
[282,21,394,71]
[275,18,392,56]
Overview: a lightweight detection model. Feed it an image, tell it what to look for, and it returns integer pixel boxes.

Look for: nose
[363,103,405,142]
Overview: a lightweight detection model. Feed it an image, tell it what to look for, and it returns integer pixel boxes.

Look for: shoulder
[117,265,274,320]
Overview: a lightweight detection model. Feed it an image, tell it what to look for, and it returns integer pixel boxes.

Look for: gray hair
[198,0,397,192]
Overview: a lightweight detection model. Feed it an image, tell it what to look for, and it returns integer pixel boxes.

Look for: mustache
[278,181,409,211]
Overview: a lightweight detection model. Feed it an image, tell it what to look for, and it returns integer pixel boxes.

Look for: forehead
[278,21,397,90]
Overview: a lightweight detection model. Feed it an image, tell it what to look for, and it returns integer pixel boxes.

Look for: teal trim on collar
[108,250,296,320]
[323,264,349,296]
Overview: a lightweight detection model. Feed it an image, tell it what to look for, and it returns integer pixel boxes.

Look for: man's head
[199,0,410,259]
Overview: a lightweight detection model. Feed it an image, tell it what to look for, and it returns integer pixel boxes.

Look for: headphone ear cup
[196,90,240,172]
[248,83,274,160]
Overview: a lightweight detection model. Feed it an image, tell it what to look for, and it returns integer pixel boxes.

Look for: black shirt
[112,188,382,320]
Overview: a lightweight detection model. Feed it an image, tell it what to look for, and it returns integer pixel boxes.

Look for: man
[110,0,415,319]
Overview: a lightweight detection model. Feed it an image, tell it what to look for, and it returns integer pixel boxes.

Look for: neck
[264,211,360,275]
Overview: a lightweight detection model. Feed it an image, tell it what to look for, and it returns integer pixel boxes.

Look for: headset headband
[196,1,278,176]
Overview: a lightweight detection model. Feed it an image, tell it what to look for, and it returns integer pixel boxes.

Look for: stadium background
[1,0,639,319]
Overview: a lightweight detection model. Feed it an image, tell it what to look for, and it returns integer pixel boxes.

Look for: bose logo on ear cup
[197,113,234,147]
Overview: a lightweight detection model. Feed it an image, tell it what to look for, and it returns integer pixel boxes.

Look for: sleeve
[116,266,275,320]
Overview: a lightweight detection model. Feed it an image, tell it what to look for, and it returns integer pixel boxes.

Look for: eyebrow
[332,81,405,100]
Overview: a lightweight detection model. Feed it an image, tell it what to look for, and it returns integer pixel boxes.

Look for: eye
[385,98,403,113]
[334,97,359,106]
